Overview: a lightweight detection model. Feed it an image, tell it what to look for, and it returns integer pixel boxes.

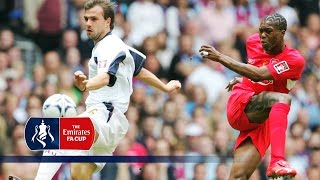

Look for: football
[42,94,77,117]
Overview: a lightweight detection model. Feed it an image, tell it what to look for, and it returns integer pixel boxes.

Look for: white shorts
[73,102,129,172]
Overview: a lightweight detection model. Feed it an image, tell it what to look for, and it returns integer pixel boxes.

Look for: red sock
[269,103,290,165]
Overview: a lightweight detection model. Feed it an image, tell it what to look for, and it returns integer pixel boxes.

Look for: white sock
[34,150,65,180]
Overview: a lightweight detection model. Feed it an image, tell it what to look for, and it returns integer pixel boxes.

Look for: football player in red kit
[199,13,305,179]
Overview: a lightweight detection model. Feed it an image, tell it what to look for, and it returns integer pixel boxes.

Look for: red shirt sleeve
[267,50,305,81]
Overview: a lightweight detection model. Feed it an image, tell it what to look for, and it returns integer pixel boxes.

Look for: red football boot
[266,160,297,179]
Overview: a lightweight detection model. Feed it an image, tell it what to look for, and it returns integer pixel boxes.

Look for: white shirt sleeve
[95,42,126,75]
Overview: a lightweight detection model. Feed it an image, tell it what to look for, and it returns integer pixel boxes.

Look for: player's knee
[276,93,291,105]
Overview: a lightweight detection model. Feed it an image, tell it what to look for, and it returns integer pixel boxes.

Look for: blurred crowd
[0,0,319,179]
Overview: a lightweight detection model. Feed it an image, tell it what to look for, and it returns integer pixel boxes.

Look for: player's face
[84,6,110,43]
[259,20,284,53]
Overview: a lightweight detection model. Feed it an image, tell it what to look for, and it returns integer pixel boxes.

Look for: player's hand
[225,77,242,92]
[74,71,87,91]
[165,80,181,94]
[199,45,221,61]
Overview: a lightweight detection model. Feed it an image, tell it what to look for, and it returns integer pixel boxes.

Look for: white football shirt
[86,33,145,113]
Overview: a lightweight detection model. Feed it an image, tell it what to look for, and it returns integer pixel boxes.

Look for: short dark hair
[263,13,287,31]
[84,0,115,30]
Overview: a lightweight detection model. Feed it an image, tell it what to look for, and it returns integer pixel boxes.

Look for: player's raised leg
[245,92,296,178]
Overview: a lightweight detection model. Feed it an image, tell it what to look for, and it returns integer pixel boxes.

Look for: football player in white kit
[35,0,181,179]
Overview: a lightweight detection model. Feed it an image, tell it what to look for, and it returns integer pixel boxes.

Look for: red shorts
[227,87,270,158]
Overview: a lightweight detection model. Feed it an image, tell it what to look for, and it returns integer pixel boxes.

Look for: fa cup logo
[31,120,54,148]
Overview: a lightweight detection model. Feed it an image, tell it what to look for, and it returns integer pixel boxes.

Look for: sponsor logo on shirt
[274,61,289,74]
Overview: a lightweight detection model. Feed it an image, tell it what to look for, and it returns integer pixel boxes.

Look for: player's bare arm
[136,68,181,93]
[74,70,110,91]
[199,45,273,82]
[83,72,110,91]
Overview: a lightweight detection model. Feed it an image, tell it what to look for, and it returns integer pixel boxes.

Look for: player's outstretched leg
[245,92,297,179]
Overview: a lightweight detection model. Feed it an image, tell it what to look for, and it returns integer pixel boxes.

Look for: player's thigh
[70,163,96,180]
[229,138,261,180]
[244,92,291,123]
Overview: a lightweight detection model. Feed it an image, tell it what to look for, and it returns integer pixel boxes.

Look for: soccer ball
[42,94,77,117]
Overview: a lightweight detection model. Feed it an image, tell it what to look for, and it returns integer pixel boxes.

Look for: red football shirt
[230,34,305,158]
[236,33,305,94]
